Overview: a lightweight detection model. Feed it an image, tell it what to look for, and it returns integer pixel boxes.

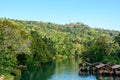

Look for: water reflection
[96,75,120,80]
[20,59,120,80]
[49,59,79,80]
[20,62,55,80]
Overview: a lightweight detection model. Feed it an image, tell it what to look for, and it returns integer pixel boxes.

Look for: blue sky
[0,0,120,31]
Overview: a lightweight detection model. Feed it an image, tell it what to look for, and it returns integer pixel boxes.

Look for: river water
[20,59,120,80]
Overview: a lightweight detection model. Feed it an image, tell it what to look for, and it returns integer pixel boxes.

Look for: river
[20,59,120,80]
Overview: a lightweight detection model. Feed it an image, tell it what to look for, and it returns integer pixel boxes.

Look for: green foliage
[30,31,54,63]
[0,19,30,76]
[103,55,120,64]
[81,35,119,63]
[114,33,120,46]
[0,18,120,78]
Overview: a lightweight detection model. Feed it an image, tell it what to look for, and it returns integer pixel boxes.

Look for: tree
[81,35,114,63]
[0,20,22,73]
[30,31,53,63]
[114,33,120,46]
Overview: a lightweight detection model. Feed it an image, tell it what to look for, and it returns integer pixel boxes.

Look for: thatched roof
[111,65,120,69]
[95,63,105,68]
[79,62,92,67]
[92,62,103,66]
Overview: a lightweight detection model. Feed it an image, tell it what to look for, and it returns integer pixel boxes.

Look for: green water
[20,59,120,80]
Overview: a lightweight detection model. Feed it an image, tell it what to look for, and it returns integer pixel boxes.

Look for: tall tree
[30,31,53,63]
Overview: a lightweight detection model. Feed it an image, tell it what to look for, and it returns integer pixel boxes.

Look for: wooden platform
[79,62,120,76]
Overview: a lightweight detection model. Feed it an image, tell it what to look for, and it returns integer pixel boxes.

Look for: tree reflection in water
[96,75,119,80]
[20,62,55,80]
[20,59,120,80]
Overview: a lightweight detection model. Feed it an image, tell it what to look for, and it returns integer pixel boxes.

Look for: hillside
[0,18,120,79]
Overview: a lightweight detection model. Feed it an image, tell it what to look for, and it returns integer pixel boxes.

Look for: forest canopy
[0,18,120,79]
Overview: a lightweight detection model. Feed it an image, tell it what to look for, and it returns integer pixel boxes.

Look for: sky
[0,0,120,31]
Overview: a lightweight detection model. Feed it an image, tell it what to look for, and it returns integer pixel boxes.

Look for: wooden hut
[111,65,120,75]
[94,63,112,75]
[78,62,120,76]
[79,62,92,72]
[92,63,104,73]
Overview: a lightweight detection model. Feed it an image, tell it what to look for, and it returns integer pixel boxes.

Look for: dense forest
[0,18,120,79]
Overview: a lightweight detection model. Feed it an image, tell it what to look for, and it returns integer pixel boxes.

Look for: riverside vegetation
[0,18,120,79]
